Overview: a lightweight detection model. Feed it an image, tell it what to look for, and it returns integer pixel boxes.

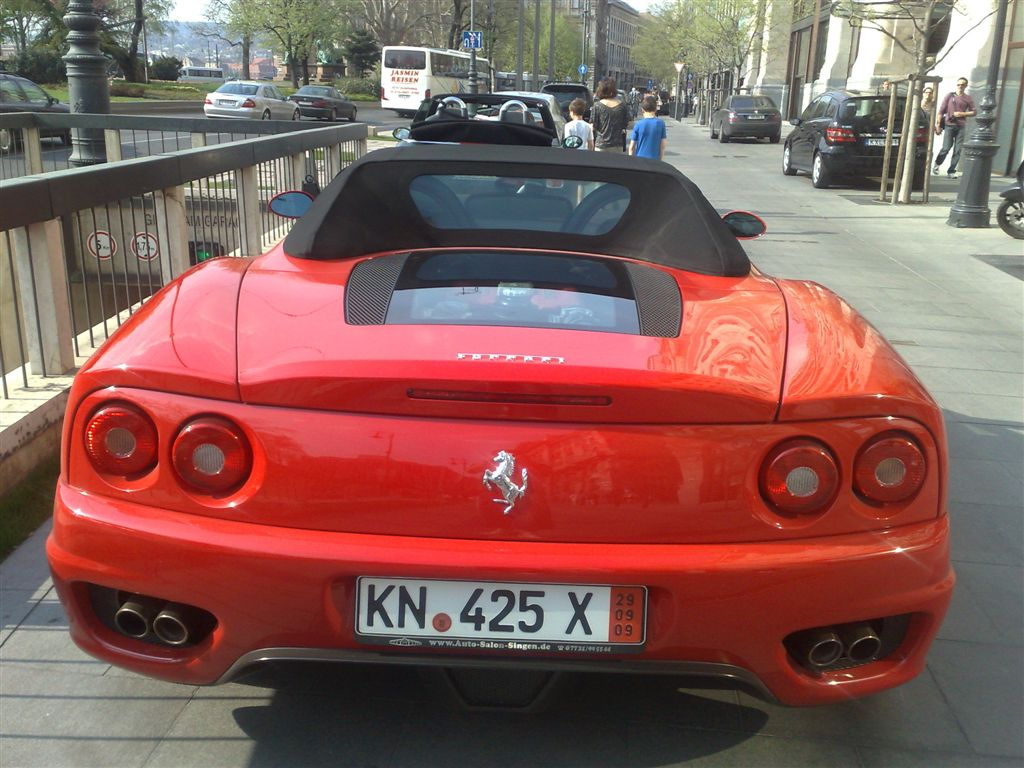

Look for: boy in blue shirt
[628,95,667,160]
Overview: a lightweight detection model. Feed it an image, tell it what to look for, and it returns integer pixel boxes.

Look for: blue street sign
[462,30,482,50]
[647,79,654,89]
[578,64,588,75]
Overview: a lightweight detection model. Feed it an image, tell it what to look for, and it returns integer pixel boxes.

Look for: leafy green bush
[334,76,377,98]
[9,49,66,83]
[150,56,182,81]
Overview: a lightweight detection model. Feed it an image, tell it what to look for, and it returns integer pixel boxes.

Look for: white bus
[380,46,491,116]
[178,66,226,83]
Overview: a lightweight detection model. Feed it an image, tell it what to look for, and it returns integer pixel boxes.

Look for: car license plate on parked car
[748,115,765,120]
[866,138,897,146]
[355,577,646,651]
[217,100,234,107]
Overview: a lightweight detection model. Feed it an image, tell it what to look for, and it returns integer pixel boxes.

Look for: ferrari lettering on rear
[457,353,565,363]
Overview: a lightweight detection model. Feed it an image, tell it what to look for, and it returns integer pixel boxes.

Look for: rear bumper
[48,481,953,705]
[203,106,260,119]
[725,122,780,137]
[296,105,332,118]
[821,146,928,175]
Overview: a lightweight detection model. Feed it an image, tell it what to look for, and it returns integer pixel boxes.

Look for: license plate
[217,100,234,107]
[747,115,765,120]
[865,138,897,146]
[356,577,646,652]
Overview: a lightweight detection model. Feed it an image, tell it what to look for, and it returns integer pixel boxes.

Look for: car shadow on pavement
[231,663,769,766]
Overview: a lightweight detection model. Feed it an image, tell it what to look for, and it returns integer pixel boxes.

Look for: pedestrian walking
[933,77,976,178]
[564,98,594,150]
[628,94,667,160]
[628,87,640,120]
[591,78,630,153]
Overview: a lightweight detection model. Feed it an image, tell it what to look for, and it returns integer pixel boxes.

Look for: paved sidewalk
[1,119,1022,768]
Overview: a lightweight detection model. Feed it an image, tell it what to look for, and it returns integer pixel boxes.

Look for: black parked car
[782,90,928,189]
[0,72,70,151]
[710,95,781,143]
[287,85,358,122]
[541,82,592,121]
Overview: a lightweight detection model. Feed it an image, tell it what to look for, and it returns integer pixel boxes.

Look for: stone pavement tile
[913,367,1024,397]
[889,327,1019,353]
[863,312,1010,338]
[947,458,1024,507]
[625,724,860,767]
[736,671,970,752]
[947,502,1023,567]
[927,640,1024,758]
[389,708,628,768]
[940,394,1024,424]
[146,690,414,768]
[0,518,52,591]
[945,421,1024,462]
[0,664,195,768]
[542,673,743,730]
[857,745,1024,767]
[0,593,111,676]
[900,346,1024,374]
[941,562,1024,643]
[1,588,46,645]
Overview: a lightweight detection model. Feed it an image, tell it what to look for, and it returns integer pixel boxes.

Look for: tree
[150,54,182,79]
[202,0,262,79]
[832,0,998,202]
[342,28,379,77]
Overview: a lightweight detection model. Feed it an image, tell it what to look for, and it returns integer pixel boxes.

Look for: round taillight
[760,439,839,515]
[84,403,158,476]
[854,433,926,504]
[172,416,252,494]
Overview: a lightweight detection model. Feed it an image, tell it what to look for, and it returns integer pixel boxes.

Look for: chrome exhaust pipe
[841,624,882,663]
[796,628,844,669]
[114,595,162,639]
[152,604,194,646]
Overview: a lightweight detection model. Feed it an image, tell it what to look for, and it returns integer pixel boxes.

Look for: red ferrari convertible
[47,145,953,707]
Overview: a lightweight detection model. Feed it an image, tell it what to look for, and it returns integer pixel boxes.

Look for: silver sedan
[203,81,300,120]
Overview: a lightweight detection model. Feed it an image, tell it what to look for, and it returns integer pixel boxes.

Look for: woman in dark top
[591,78,629,153]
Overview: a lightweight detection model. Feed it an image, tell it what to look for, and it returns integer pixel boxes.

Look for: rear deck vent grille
[345,254,408,325]
[625,263,682,337]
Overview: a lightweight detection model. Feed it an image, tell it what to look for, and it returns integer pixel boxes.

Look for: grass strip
[0,456,59,560]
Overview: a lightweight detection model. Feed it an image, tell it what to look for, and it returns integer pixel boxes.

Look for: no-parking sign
[87,230,117,260]
[130,231,159,261]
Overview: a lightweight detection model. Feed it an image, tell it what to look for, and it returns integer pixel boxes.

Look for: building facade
[744,0,1022,175]
[563,0,640,89]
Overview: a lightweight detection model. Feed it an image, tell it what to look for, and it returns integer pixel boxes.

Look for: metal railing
[0,120,367,417]
[0,111,339,180]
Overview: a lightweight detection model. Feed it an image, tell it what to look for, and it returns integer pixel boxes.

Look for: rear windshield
[297,86,332,96]
[841,97,904,122]
[386,251,640,333]
[385,49,426,69]
[730,96,776,109]
[410,175,630,234]
[217,83,258,95]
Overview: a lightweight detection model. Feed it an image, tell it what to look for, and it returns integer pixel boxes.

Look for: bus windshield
[384,49,426,69]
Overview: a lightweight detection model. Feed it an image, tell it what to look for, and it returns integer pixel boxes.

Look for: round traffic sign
[130,231,159,261]
[86,230,116,260]
[578,64,588,75]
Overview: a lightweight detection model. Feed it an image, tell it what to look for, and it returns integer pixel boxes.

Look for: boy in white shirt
[563,98,594,150]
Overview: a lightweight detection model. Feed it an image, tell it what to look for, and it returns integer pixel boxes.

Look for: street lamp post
[674,61,684,120]
[63,0,109,166]
[947,0,1011,228]
[468,0,478,94]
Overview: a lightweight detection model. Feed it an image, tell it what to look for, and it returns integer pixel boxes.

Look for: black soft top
[283,145,752,278]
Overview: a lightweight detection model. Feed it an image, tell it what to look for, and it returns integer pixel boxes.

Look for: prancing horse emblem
[482,450,528,515]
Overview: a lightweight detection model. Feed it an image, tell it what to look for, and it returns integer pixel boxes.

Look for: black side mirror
[393,127,411,141]
[722,210,767,239]
[790,117,803,127]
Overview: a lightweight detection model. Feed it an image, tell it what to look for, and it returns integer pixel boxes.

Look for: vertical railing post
[154,184,191,284]
[104,128,123,162]
[11,219,75,375]
[237,165,263,256]
[23,127,44,175]
[328,144,342,177]
[290,151,306,189]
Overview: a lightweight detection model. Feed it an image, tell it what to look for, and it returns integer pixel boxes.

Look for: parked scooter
[996,160,1024,240]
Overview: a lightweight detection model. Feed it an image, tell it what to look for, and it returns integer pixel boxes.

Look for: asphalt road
[1,118,1021,768]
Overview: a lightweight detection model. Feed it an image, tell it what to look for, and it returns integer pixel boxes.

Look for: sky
[171,0,654,24]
